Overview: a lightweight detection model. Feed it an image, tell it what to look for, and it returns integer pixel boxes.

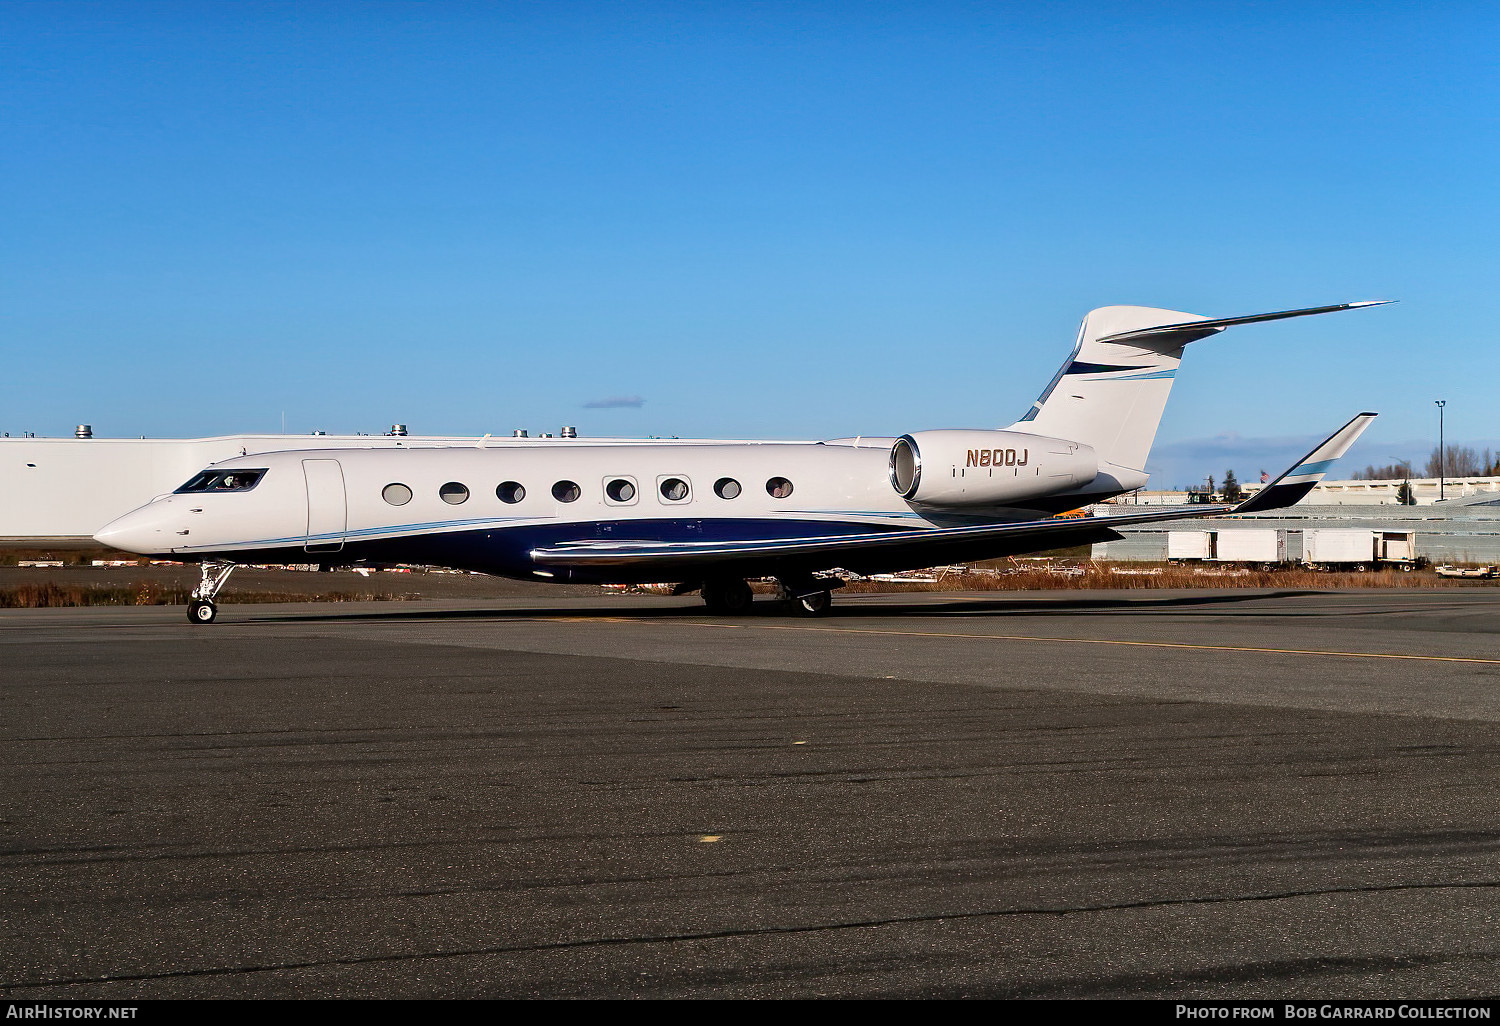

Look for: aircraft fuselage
[93,436,1122,583]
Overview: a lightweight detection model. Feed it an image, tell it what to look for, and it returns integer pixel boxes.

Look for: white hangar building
[0,430,492,544]
[1092,495,1500,565]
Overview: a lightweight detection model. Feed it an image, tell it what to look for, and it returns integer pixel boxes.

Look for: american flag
[1260,470,1269,483]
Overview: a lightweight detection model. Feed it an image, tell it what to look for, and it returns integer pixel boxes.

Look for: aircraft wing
[530,413,1375,575]
[531,504,1229,570]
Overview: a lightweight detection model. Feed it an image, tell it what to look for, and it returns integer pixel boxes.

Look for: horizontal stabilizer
[1097,301,1393,346]
[1232,412,1378,514]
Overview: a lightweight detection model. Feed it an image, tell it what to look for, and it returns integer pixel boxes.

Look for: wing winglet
[1232,412,1378,514]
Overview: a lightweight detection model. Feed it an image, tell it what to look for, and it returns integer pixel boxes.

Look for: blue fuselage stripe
[178,517,923,577]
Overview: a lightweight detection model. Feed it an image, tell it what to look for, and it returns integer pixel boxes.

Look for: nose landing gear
[186,561,237,624]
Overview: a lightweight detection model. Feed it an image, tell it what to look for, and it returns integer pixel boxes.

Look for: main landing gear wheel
[791,589,832,617]
[702,579,754,615]
[187,599,218,624]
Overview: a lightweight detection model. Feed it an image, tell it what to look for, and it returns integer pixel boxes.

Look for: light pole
[1435,400,1447,501]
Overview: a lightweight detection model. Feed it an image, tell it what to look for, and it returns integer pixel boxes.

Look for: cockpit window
[175,469,267,493]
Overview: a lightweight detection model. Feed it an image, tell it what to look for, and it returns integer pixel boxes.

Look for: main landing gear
[694,576,841,617]
[788,588,832,617]
[186,561,237,624]
[701,578,755,615]
[779,576,838,617]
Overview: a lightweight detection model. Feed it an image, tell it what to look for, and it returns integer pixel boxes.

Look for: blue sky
[3,1,1496,488]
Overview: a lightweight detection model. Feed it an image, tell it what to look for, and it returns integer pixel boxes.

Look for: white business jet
[95,301,1387,623]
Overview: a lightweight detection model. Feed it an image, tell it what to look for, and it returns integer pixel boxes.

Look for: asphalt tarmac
[3,588,1500,998]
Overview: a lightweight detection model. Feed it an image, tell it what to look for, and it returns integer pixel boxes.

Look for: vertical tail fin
[1009,305,1212,474]
[1007,301,1390,476]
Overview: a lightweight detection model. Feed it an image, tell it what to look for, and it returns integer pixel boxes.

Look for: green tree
[1221,469,1243,502]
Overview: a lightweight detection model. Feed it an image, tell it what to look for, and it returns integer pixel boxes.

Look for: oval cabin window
[496,481,526,504]
[766,477,794,499]
[553,480,582,503]
[439,482,470,505]
[714,478,742,499]
[382,483,413,506]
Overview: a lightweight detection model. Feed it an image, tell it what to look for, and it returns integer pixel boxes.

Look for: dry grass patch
[0,583,412,608]
[843,565,1480,592]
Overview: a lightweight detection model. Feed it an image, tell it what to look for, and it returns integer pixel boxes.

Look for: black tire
[187,599,217,624]
[791,590,832,617]
[720,580,753,614]
[702,579,754,615]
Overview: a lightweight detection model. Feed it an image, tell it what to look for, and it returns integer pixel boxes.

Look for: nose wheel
[186,561,237,625]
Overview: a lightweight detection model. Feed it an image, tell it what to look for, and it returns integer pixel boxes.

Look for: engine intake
[890,429,1098,507]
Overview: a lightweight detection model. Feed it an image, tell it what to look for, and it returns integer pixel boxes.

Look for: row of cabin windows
[381,476,794,507]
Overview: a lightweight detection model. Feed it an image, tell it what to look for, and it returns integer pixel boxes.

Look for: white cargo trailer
[1167,531,1212,560]
[1303,529,1375,566]
[1167,529,1286,564]
[1212,530,1286,563]
[1302,529,1419,569]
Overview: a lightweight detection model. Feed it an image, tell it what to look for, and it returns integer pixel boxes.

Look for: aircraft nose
[94,504,174,555]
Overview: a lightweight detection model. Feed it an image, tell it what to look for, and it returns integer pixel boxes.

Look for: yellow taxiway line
[556,617,1500,667]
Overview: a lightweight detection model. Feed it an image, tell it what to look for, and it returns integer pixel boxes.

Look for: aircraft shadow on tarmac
[251,589,1328,625]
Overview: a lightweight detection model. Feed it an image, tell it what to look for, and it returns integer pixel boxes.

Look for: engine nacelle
[889,430,1098,507]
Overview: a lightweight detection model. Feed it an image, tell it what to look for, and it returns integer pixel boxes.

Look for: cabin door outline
[302,459,347,553]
